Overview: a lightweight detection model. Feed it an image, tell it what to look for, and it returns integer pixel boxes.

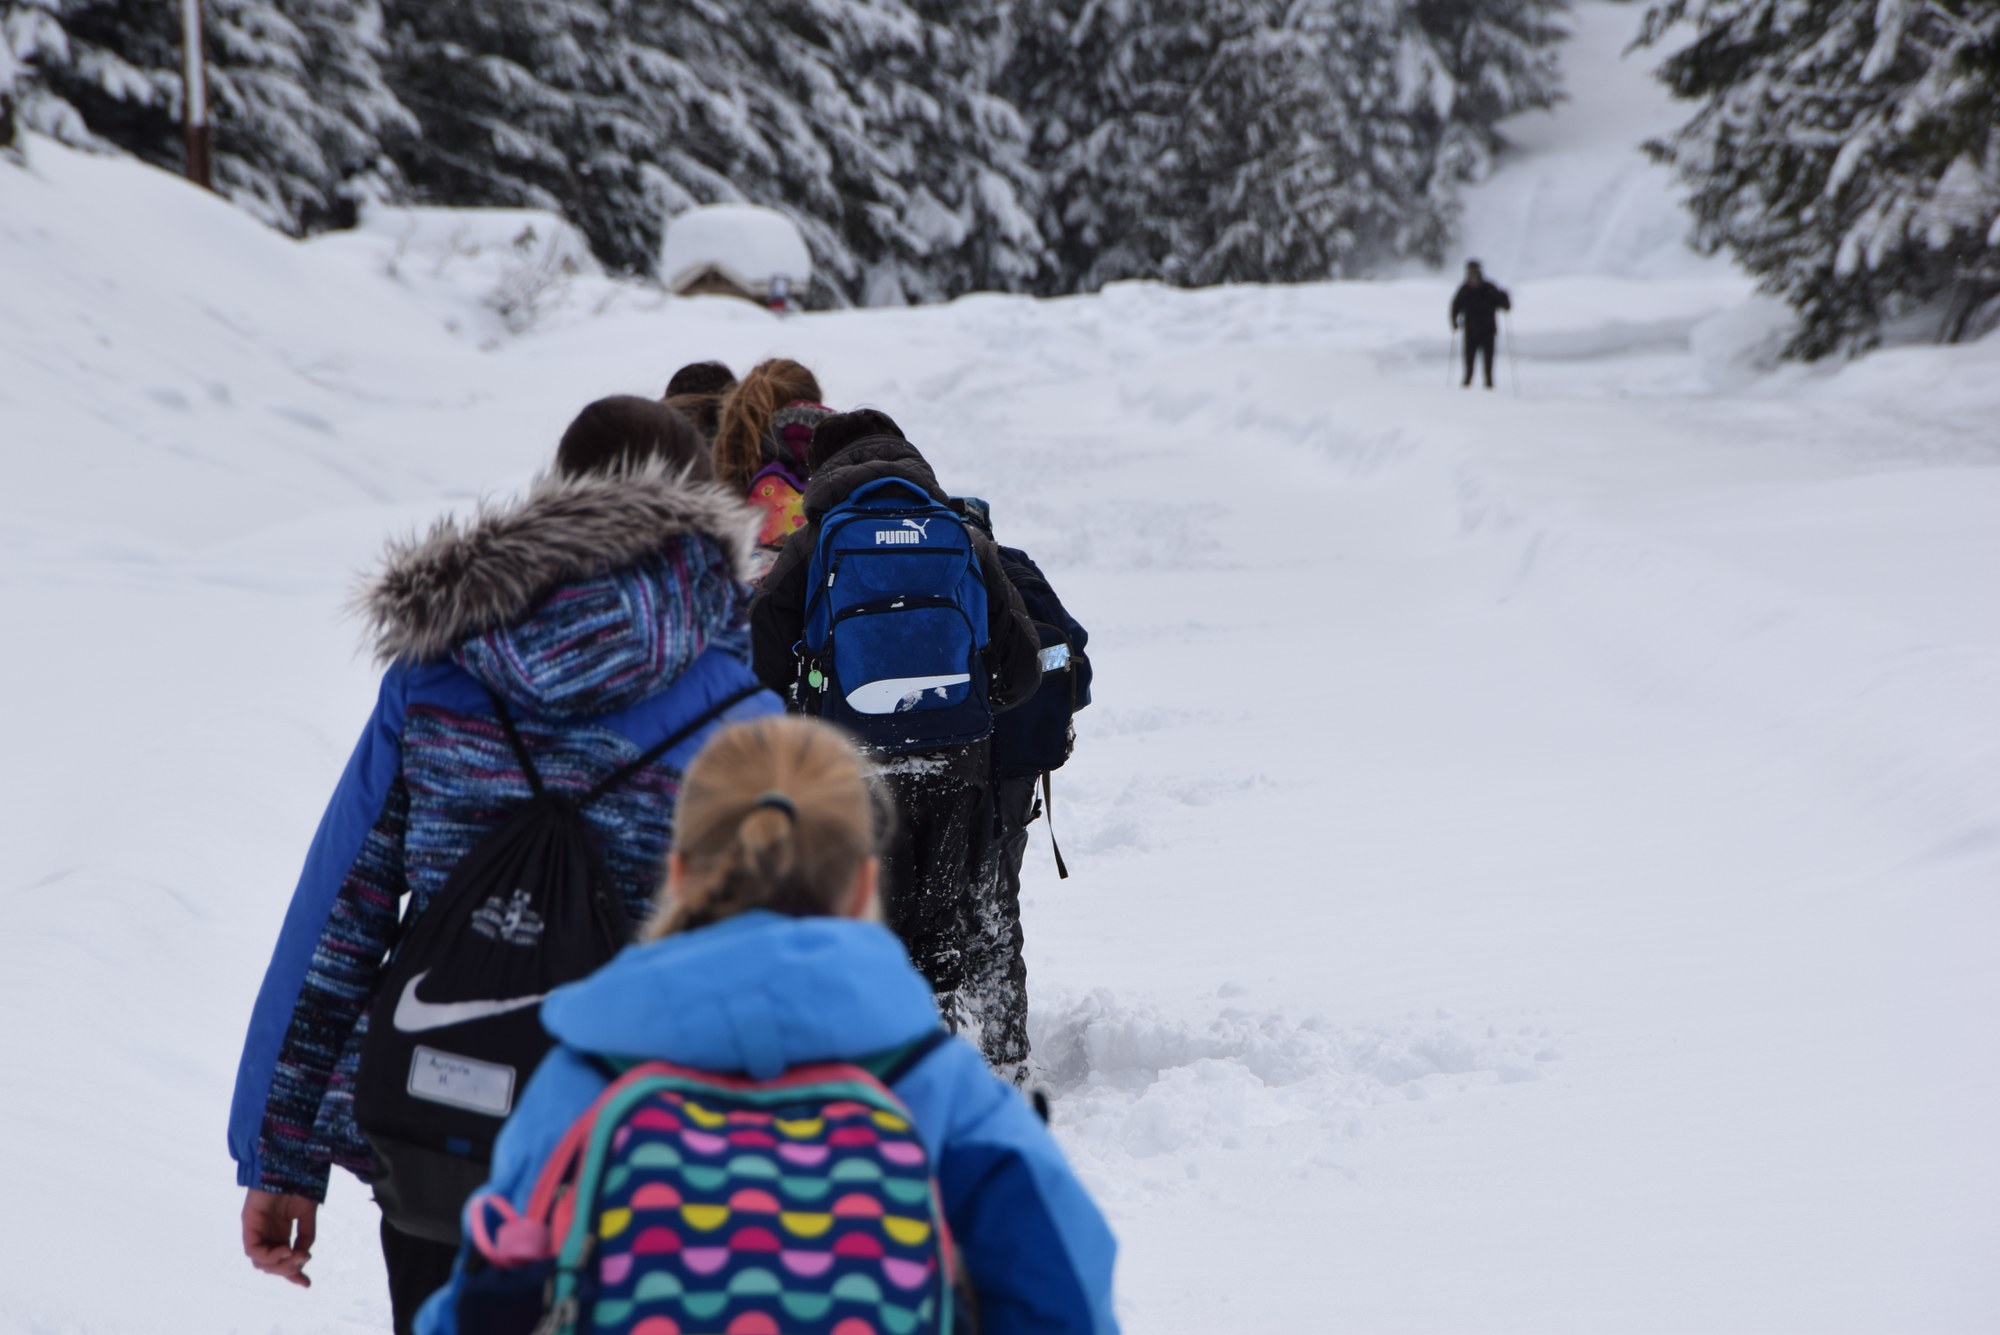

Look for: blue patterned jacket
[229,466,781,1200]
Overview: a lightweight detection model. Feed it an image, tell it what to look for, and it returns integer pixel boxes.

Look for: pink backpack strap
[511,1061,680,1231]
[466,1192,556,1267]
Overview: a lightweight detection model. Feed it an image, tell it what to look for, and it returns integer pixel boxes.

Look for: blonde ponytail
[712,359,824,496]
[644,717,878,940]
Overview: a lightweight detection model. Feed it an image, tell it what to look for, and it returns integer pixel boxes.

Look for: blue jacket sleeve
[227,668,409,1198]
[416,1047,610,1335]
[903,1042,1120,1334]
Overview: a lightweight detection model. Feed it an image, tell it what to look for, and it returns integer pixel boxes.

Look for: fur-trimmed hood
[357,464,758,681]
[356,465,759,717]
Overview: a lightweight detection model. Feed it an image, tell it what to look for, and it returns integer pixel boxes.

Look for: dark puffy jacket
[749,435,1042,717]
[228,465,781,1201]
[1451,280,1513,337]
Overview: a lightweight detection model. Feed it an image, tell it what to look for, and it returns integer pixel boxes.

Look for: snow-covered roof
[660,204,813,297]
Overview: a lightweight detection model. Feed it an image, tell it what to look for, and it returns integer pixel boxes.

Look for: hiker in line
[1451,260,1512,390]
[413,715,1119,1334]
[229,396,778,1334]
[713,357,833,577]
[662,359,737,442]
[748,409,1042,1041]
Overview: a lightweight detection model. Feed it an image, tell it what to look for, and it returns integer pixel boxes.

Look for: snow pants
[964,775,1037,1069]
[1463,329,1496,388]
[878,759,985,1003]
[380,1213,457,1335]
[876,755,1031,1070]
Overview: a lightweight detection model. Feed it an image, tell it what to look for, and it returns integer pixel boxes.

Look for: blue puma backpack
[801,478,992,753]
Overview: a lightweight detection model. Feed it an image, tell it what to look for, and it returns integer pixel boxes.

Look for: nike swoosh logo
[391,970,548,1034]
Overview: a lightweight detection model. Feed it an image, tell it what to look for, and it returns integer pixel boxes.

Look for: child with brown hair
[662,359,737,443]
[414,716,1118,1335]
[713,358,833,575]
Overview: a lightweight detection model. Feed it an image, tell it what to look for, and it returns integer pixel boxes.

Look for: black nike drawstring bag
[354,683,757,1244]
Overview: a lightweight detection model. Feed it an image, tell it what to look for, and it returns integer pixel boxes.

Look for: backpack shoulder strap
[863,1028,952,1088]
[579,683,765,807]
[482,683,546,797]
[582,1053,631,1083]
[1043,771,1071,881]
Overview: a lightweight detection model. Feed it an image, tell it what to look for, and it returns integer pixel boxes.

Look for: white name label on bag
[408,1046,516,1117]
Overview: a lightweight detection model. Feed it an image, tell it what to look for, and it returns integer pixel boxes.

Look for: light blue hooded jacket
[416,911,1119,1335]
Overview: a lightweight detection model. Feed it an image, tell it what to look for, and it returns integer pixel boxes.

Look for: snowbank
[311,205,609,346]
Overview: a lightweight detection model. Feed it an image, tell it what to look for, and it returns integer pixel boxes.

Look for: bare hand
[242,1189,318,1288]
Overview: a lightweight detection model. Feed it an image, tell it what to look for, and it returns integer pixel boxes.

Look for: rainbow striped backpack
[457,1036,960,1335]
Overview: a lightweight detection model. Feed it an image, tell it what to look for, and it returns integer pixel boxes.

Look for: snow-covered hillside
[1448,0,1717,280]
[4,6,1998,1329]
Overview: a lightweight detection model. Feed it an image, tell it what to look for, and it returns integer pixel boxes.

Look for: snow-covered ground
[4,5,1998,1330]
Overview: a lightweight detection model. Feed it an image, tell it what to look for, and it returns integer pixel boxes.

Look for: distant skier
[1451,260,1512,390]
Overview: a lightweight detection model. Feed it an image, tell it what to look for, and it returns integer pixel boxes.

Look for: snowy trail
[6,31,2000,1333]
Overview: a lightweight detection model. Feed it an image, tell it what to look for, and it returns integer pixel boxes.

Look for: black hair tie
[753,792,797,822]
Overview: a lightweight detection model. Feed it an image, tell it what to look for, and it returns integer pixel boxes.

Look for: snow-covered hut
[660,204,813,309]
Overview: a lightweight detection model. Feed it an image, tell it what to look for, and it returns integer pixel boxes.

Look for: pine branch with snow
[1642,0,2000,357]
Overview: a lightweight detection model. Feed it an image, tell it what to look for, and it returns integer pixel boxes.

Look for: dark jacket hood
[801,437,948,522]
[355,463,760,715]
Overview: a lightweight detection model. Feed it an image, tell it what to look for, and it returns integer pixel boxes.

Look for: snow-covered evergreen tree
[16,1,179,168]
[1,3,68,147]
[7,0,410,231]
[7,0,1577,301]
[577,0,1045,300]
[204,0,360,226]
[380,0,639,265]
[874,0,1048,299]
[1003,0,1229,290]
[1641,0,2000,357]
[283,0,413,225]
[1005,0,1497,291]
[1170,0,1446,284]
[1401,0,1569,193]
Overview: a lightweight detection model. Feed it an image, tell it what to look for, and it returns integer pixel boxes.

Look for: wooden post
[181,0,211,188]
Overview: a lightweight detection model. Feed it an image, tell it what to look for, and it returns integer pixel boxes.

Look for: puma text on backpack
[355,684,758,1244]
[456,1034,964,1335]
[801,478,991,754]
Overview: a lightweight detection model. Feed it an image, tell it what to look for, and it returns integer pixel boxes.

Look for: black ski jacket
[1451,281,1513,338]
[748,435,1042,721]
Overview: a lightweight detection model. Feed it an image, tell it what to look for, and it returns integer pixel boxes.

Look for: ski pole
[1504,310,1521,398]
[1448,326,1459,388]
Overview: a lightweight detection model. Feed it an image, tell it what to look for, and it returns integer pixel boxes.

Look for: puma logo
[875,519,932,546]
